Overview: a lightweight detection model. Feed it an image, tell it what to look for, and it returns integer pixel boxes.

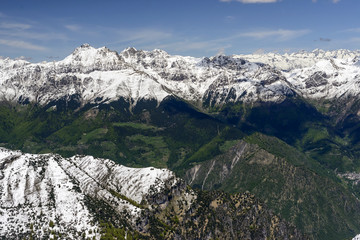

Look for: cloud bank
[220,0,278,3]
[0,39,46,51]
[240,29,310,41]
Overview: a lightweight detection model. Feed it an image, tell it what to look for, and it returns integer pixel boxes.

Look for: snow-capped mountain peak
[59,43,126,73]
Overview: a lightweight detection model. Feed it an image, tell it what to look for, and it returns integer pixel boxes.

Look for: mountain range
[1,44,360,107]
[1,44,360,239]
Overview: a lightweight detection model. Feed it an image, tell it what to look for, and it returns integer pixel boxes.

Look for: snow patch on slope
[353,234,360,240]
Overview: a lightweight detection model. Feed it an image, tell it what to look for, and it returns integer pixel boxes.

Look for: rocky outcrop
[159,190,305,240]
[185,136,360,240]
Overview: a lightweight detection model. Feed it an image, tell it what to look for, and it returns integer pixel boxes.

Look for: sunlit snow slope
[0,147,178,239]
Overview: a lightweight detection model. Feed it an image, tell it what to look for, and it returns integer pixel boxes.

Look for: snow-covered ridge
[235,49,360,71]
[0,47,170,106]
[120,47,294,104]
[237,49,360,100]
[285,57,360,99]
[0,44,296,107]
[1,45,360,108]
[0,147,178,239]
[0,57,29,71]
[122,47,360,102]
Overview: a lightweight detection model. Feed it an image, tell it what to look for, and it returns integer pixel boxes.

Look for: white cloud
[216,47,226,55]
[0,39,46,51]
[240,29,310,41]
[0,22,32,30]
[253,48,265,54]
[319,37,331,42]
[225,16,236,21]
[220,0,278,3]
[0,28,67,41]
[222,0,339,3]
[151,38,232,55]
[349,37,360,43]
[15,56,32,61]
[0,19,67,42]
[139,28,310,56]
[113,29,173,44]
[240,0,278,2]
[343,28,360,33]
[65,24,81,31]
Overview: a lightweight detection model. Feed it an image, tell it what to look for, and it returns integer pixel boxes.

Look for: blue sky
[0,0,359,62]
